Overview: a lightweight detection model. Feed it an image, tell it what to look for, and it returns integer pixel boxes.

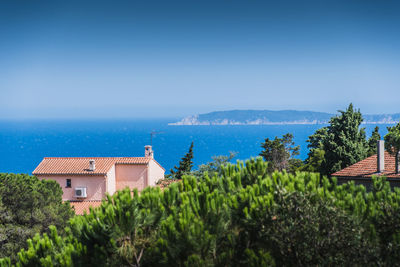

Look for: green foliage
[0,258,11,267]
[287,158,304,173]
[259,133,301,172]
[322,103,369,175]
[368,126,381,156]
[16,226,85,267]
[6,158,400,266]
[194,151,237,177]
[303,127,328,173]
[300,148,325,172]
[307,127,328,152]
[384,122,400,173]
[0,173,74,262]
[256,192,374,266]
[306,103,369,175]
[168,142,194,179]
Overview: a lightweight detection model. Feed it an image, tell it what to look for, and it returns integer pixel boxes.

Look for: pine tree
[169,142,194,179]
[302,127,328,173]
[0,173,74,262]
[195,151,237,177]
[367,126,381,156]
[259,133,300,172]
[320,103,369,175]
[8,158,400,265]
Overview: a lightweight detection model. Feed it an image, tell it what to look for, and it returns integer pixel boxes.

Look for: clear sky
[1,0,399,118]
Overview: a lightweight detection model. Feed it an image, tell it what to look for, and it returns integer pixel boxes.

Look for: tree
[302,127,328,173]
[307,127,328,153]
[300,148,325,172]
[0,173,74,262]
[168,142,194,179]
[195,151,237,177]
[8,158,400,265]
[320,103,369,175]
[384,122,400,173]
[259,133,300,172]
[368,126,381,156]
[304,104,372,175]
[248,191,374,266]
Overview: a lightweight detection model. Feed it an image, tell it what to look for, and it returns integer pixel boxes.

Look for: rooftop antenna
[150,130,164,146]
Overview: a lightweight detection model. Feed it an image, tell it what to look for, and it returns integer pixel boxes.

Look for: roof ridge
[150,158,166,171]
[43,156,146,159]
[33,157,153,175]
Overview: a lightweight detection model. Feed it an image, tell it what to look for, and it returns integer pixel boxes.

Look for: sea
[0,119,394,174]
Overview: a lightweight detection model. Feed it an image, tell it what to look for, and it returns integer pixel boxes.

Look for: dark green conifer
[0,173,74,262]
[367,126,381,156]
[169,142,194,179]
[320,103,369,175]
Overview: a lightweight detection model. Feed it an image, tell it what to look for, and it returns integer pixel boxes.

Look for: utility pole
[150,130,164,146]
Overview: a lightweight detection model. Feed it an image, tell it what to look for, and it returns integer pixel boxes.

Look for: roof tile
[332,151,400,178]
[33,157,152,175]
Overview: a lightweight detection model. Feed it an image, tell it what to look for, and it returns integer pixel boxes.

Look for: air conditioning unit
[74,187,87,198]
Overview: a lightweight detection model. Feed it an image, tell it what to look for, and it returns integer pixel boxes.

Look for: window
[66,179,71,188]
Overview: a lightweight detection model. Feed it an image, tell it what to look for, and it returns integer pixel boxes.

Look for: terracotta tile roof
[332,151,400,178]
[69,200,103,215]
[33,157,152,175]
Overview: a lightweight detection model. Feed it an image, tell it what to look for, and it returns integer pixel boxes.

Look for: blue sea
[0,119,393,174]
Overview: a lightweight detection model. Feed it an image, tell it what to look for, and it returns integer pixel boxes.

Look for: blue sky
[1,0,399,118]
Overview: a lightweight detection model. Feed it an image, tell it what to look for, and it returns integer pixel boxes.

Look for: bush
[4,158,400,266]
[0,173,74,262]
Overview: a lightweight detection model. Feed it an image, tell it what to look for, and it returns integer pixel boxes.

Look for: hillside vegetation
[2,158,400,266]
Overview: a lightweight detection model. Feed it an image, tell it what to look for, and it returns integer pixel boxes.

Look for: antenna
[150,130,164,146]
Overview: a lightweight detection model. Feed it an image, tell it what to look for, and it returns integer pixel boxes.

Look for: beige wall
[106,165,116,195]
[148,160,165,186]
[37,174,106,201]
[115,164,147,191]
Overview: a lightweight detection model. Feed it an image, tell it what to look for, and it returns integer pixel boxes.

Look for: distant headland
[169,110,400,125]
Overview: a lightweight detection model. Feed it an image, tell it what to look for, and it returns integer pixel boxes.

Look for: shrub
[4,158,400,266]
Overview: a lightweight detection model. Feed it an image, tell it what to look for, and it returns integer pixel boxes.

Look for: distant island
[169,110,400,125]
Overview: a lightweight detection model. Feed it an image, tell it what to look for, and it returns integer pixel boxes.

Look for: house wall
[148,160,165,186]
[37,174,106,201]
[106,164,116,195]
[115,164,148,191]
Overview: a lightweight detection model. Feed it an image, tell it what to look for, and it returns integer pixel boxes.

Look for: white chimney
[377,140,385,173]
[145,145,153,158]
[89,159,96,171]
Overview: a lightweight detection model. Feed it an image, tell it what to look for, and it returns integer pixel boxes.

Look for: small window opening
[66,179,71,188]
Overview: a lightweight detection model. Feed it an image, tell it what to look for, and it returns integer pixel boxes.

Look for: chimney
[145,145,153,158]
[89,159,96,171]
[377,140,385,173]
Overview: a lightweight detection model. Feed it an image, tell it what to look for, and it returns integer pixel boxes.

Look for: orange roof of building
[69,200,103,215]
[33,157,152,175]
[332,151,400,178]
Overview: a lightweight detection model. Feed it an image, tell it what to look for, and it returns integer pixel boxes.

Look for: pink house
[32,146,165,214]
